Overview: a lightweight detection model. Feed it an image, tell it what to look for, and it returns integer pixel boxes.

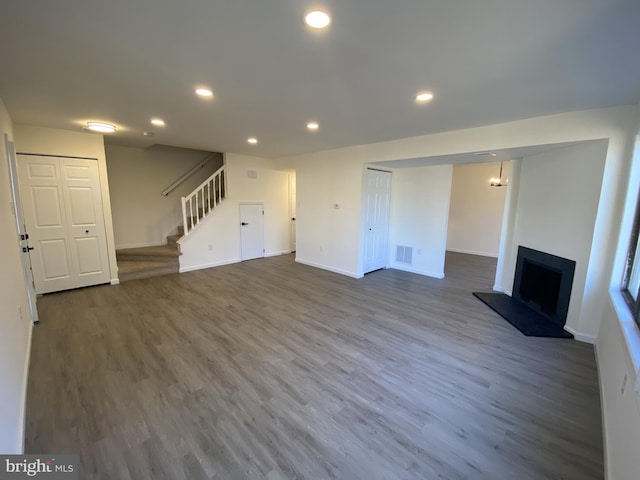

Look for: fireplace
[513,246,576,328]
[473,246,577,338]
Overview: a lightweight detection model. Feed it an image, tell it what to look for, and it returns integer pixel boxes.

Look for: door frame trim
[15,152,97,160]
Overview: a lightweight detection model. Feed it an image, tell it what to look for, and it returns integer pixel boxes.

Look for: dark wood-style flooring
[26,252,604,479]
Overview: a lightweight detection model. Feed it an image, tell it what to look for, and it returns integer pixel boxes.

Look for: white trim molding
[390,264,445,279]
[295,258,363,279]
[19,323,33,453]
[179,258,240,273]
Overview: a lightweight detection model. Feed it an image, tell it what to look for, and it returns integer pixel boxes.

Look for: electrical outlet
[18,305,23,321]
[621,373,628,395]
[417,249,422,255]
[320,245,323,252]
[208,244,213,251]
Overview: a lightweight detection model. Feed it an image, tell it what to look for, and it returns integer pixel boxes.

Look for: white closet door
[240,203,265,261]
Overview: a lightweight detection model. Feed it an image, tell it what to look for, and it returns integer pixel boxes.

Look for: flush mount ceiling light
[86,122,116,133]
[307,121,319,131]
[415,91,434,103]
[150,118,165,126]
[490,162,508,187]
[195,88,213,98]
[475,151,497,157]
[305,10,331,29]
[247,137,258,144]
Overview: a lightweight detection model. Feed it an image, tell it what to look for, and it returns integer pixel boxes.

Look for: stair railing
[181,165,226,236]
[162,152,219,197]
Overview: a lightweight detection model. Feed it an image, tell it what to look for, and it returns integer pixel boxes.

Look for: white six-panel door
[17,155,111,294]
[362,168,392,274]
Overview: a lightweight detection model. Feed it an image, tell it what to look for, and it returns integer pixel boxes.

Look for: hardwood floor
[25,252,604,479]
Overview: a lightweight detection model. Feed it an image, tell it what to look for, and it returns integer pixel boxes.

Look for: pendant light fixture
[490,162,507,187]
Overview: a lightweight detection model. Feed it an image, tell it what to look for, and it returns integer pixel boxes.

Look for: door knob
[241,222,249,226]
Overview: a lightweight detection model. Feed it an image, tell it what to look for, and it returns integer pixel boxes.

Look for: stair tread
[117,260,179,274]
[117,262,179,282]
[116,245,181,257]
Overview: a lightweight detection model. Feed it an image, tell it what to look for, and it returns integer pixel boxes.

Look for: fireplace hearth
[474,246,576,338]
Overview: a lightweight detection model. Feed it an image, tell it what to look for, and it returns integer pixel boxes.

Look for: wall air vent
[396,245,413,264]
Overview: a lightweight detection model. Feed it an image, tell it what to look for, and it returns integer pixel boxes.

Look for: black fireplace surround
[513,246,576,328]
[474,246,576,338]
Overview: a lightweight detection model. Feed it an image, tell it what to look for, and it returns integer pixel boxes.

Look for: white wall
[496,141,608,339]
[105,145,221,249]
[596,299,640,480]
[13,125,118,284]
[179,153,290,272]
[447,162,510,257]
[292,152,365,277]
[596,114,640,480]
[0,99,32,453]
[389,165,453,278]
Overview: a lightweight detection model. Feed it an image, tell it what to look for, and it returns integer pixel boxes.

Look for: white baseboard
[295,258,362,278]
[390,263,445,279]
[115,240,167,250]
[110,278,120,285]
[592,343,609,479]
[564,325,596,344]
[447,248,498,258]
[179,258,240,273]
[492,285,510,294]
[180,252,291,273]
[19,322,34,453]
[265,250,291,257]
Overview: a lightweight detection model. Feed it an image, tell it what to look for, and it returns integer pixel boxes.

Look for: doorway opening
[445,161,510,286]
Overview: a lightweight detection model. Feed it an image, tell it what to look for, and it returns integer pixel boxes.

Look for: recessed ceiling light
[143,132,156,137]
[86,122,116,133]
[195,88,213,98]
[415,91,434,103]
[151,118,165,126]
[247,137,258,144]
[307,121,319,131]
[305,10,331,29]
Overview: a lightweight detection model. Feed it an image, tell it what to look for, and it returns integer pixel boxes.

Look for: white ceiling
[0,0,638,159]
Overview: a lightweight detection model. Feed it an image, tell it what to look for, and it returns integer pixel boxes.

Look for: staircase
[116,232,182,282]
[116,165,226,283]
